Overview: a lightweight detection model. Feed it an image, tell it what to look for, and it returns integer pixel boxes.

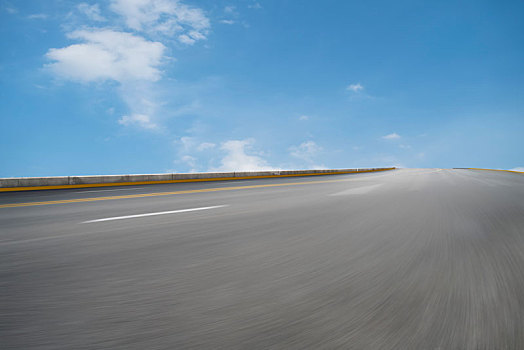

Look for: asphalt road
[1,168,524,349]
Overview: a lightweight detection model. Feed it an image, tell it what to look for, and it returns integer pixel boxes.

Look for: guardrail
[0,167,396,192]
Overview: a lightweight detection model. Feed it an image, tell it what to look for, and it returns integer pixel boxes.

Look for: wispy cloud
[289,140,323,168]
[248,2,262,10]
[77,3,106,22]
[224,6,236,14]
[178,31,206,45]
[175,136,207,172]
[178,136,196,151]
[346,83,364,92]
[27,13,48,20]
[118,114,158,130]
[181,155,197,171]
[220,5,239,26]
[382,132,401,140]
[197,142,215,151]
[298,115,309,121]
[110,0,210,43]
[213,139,276,171]
[4,4,18,14]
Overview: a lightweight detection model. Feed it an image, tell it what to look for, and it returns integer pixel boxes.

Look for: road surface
[1,168,524,349]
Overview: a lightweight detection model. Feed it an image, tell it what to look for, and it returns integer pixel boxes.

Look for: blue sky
[1,0,523,176]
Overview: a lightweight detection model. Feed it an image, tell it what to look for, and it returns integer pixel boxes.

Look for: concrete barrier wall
[0,168,395,190]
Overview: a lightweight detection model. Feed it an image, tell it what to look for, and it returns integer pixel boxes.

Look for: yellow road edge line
[0,168,395,193]
[0,169,395,209]
[466,168,524,175]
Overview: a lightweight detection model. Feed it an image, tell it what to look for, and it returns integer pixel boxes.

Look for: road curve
[1,168,523,349]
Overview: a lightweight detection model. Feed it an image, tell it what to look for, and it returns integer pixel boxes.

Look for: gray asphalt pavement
[1,168,524,349]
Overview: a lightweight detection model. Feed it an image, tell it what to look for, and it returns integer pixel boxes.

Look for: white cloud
[197,142,215,151]
[298,115,309,121]
[110,0,210,43]
[46,29,165,83]
[382,132,401,140]
[178,34,195,44]
[248,2,262,9]
[346,83,364,92]
[178,30,207,44]
[289,140,322,164]
[118,113,158,129]
[399,144,411,149]
[220,19,235,25]
[77,3,106,21]
[213,139,275,171]
[45,0,210,131]
[189,30,205,40]
[27,13,48,20]
[510,167,524,172]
